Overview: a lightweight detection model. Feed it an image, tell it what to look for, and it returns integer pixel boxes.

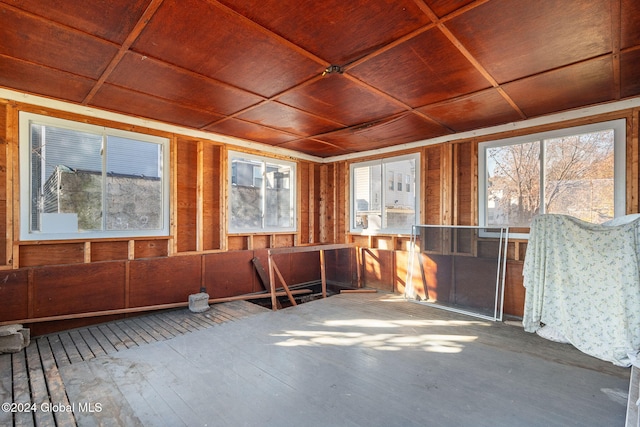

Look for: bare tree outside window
[486,129,615,227]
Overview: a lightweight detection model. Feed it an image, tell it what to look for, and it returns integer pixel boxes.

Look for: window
[19,112,170,240]
[478,119,625,236]
[228,151,296,232]
[351,153,420,234]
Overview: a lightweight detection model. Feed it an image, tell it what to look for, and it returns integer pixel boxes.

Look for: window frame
[19,112,170,241]
[227,150,297,234]
[478,119,626,238]
[350,152,420,235]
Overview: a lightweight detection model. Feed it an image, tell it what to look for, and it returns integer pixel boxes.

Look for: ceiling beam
[82,0,166,105]
[413,0,527,119]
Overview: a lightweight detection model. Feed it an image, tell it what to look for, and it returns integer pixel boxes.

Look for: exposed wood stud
[5,104,17,267]
[630,109,639,213]
[309,163,315,244]
[471,140,479,226]
[197,141,205,252]
[170,135,179,255]
[84,242,91,263]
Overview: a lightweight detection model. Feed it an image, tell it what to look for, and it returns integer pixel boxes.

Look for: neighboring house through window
[228,151,296,233]
[351,153,419,234]
[19,112,170,240]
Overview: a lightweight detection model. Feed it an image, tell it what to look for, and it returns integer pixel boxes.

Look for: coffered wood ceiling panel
[1,0,638,158]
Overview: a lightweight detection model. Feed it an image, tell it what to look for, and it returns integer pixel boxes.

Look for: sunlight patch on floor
[272,329,477,353]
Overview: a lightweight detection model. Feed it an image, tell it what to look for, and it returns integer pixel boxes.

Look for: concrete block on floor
[189,293,210,313]
[0,324,30,353]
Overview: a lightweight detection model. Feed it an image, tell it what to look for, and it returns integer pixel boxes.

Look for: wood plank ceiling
[1,0,639,158]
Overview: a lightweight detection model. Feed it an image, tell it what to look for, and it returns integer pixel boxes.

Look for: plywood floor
[1,293,632,426]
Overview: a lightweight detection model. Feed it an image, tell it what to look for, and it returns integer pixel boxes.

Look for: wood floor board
[47,335,71,367]
[97,324,128,352]
[114,319,148,347]
[85,326,118,355]
[0,353,12,426]
[105,323,138,349]
[12,350,35,426]
[36,338,77,427]
[67,330,94,361]
[58,332,83,364]
[77,329,107,358]
[128,317,168,342]
[120,318,156,344]
[25,343,56,427]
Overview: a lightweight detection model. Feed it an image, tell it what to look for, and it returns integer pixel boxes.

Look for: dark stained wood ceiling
[1,0,639,158]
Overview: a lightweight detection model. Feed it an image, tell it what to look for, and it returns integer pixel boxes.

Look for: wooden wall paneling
[202,143,221,250]
[454,141,474,225]
[227,236,248,251]
[395,249,425,297]
[452,256,499,310]
[0,269,29,321]
[361,248,394,292]
[128,255,201,307]
[503,261,525,317]
[204,251,257,297]
[133,239,169,258]
[324,247,357,287]
[273,234,294,247]
[289,251,321,285]
[90,240,129,262]
[252,235,271,249]
[32,261,127,317]
[393,250,409,294]
[176,137,198,252]
[372,236,394,250]
[19,243,85,267]
[396,237,412,251]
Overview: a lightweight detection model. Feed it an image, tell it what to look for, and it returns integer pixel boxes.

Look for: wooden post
[271,260,297,307]
[267,252,277,310]
[320,249,327,298]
